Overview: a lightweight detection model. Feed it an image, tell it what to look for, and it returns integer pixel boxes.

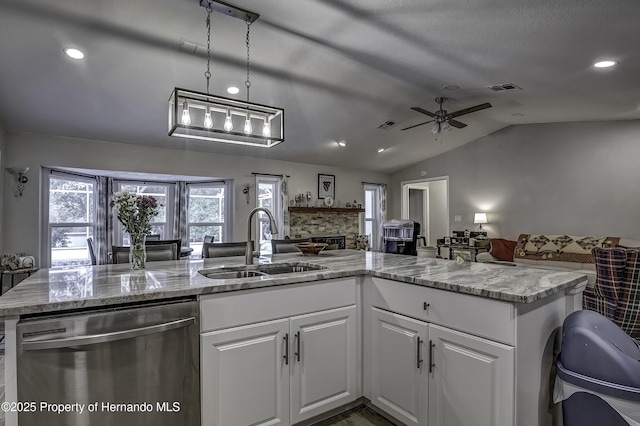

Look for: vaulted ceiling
[1,0,639,173]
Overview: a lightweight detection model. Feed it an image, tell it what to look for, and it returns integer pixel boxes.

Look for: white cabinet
[428,324,514,426]
[371,308,428,426]
[201,318,290,426]
[370,307,514,426]
[200,295,358,426]
[290,306,358,423]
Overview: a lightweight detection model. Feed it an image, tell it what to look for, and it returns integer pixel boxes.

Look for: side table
[436,244,488,262]
[1,267,39,293]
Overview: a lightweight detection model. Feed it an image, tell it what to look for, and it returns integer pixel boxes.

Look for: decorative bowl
[294,242,328,256]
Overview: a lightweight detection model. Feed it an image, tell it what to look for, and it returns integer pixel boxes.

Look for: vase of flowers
[112,192,161,269]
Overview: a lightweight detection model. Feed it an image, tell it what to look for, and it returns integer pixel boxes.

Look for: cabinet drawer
[200,278,356,332]
[370,277,515,344]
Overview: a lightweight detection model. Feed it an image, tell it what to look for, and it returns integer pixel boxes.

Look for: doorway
[401,177,448,247]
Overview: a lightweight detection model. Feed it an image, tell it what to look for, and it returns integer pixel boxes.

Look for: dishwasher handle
[22,317,195,351]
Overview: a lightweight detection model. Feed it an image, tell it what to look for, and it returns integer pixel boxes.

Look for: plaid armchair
[583,247,640,339]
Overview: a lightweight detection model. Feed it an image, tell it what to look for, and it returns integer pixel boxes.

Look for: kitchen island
[1,250,588,426]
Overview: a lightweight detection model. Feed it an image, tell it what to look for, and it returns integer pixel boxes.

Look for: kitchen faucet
[246,207,278,265]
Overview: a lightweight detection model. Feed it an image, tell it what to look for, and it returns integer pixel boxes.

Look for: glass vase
[129,232,147,270]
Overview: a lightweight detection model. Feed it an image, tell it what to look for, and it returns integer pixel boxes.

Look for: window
[364,184,381,251]
[255,177,282,254]
[114,181,174,245]
[187,182,231,256]
[47,173,96,268]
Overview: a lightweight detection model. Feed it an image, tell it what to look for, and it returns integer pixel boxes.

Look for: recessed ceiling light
[443,85,460,90]
[377,148,385,153]
[593,60,618,68]
[337,141,346,147]
[64,47,84,59]
[227,86,240,94]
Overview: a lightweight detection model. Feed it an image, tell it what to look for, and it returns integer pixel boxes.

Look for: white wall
[0,124,5,252]
[390,120,640,241]
[427,180,447,247]
[2,132,389,259]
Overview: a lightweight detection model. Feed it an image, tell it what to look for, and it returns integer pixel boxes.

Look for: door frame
[401,176,449,247]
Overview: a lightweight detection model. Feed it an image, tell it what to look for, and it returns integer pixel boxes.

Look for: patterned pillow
[516,234,620,263]
[583,247,626,320]
[614,249,640,338]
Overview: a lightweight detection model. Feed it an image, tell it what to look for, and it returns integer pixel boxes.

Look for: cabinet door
[370,307,428,426]
[201,318,290,426]
[290,305,357,424]
[428,324,514,426]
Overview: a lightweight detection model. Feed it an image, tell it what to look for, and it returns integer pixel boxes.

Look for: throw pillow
[490,238,517,262]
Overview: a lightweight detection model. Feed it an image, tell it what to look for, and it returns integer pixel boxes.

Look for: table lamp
[474,213,487,232]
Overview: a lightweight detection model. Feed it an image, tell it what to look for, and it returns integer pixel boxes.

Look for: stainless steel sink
[199,262,326,279]
[202,270,268,279]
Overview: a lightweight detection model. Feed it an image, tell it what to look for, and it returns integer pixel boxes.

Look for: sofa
[476,234,640,285]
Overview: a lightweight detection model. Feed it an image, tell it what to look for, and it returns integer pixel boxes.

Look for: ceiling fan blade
[448,119,467,129]
[411,107,436,118]
[401,120,434,131]
[447,102,492,119]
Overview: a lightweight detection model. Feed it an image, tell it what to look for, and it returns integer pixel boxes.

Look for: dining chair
[111,243,179,264]
[201,235,216,257]
[202,241,253,258]
[146,234,161,241]
[271,238,311,254]
[87,238,97,265]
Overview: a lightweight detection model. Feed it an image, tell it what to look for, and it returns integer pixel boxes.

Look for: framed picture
[318,174,335,199]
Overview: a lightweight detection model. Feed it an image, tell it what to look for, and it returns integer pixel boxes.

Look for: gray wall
[0,124,5,252]
[2,132,389,259]
[390,120,640,241]
[427,180,448,246]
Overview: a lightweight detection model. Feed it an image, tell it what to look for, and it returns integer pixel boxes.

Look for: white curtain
[96,176,113,264]
[174,181,188,246]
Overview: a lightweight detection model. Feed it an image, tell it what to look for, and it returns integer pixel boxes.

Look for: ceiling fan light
[441,122,451,132]
[431,124,440,134]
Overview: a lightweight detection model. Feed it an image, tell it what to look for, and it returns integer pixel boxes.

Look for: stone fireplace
[288,207,364,249]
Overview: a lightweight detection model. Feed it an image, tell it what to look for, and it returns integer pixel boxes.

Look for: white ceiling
[1,0,639,174]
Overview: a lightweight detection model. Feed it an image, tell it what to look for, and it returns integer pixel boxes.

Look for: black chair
[202,235,216,257]
[203,241,253,258]
[111,243,179,264]
[271,238,311,254]
[146,234,161,241]
[87,238,97,265]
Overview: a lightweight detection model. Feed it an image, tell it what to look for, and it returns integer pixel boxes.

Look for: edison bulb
[262,122,271,137]
[204,110,213,129]
[181,101,191,126]
[224,111,233,132]
[244,116,253,134]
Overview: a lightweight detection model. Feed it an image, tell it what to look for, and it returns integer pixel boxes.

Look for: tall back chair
[112,243,179,264]
[271,238,311,254]
[87,238,97,265]
[202,235,216,257]
[203,242,253,258]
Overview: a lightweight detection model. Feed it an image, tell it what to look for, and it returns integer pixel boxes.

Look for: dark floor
[313,406,397,426]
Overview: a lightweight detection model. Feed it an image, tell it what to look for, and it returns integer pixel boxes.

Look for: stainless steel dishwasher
[16,298,199,426]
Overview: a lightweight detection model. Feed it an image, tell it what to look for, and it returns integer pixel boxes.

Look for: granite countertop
[0,250,588,317]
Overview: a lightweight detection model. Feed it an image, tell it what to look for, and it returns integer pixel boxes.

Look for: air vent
[485,83,523,92]
[377,120,397,130]
[178,38,208,57]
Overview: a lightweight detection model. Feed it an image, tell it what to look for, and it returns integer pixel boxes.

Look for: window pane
[51,226,94,268]
[365,221,373,240]
[49,178,95,223]
[119,184,167,222]
[189,186,225,223]
[365,190,374,220]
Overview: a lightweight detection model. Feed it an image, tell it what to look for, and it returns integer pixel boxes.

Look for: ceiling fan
[401,97,492,134]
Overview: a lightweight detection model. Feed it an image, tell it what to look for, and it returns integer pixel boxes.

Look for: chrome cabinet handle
[417,336,423,369]
[429,340,435,373]
[283,333,289,365]
[294,331,301,362]
[22,317,195,351]
[423,302,430,312]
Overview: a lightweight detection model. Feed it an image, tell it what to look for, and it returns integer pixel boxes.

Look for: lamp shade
[474,213,488,224]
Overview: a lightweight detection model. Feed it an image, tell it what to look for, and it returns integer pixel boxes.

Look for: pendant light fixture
[168,0,284,148]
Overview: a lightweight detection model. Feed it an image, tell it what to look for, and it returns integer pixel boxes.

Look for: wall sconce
[8,166,29,197]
